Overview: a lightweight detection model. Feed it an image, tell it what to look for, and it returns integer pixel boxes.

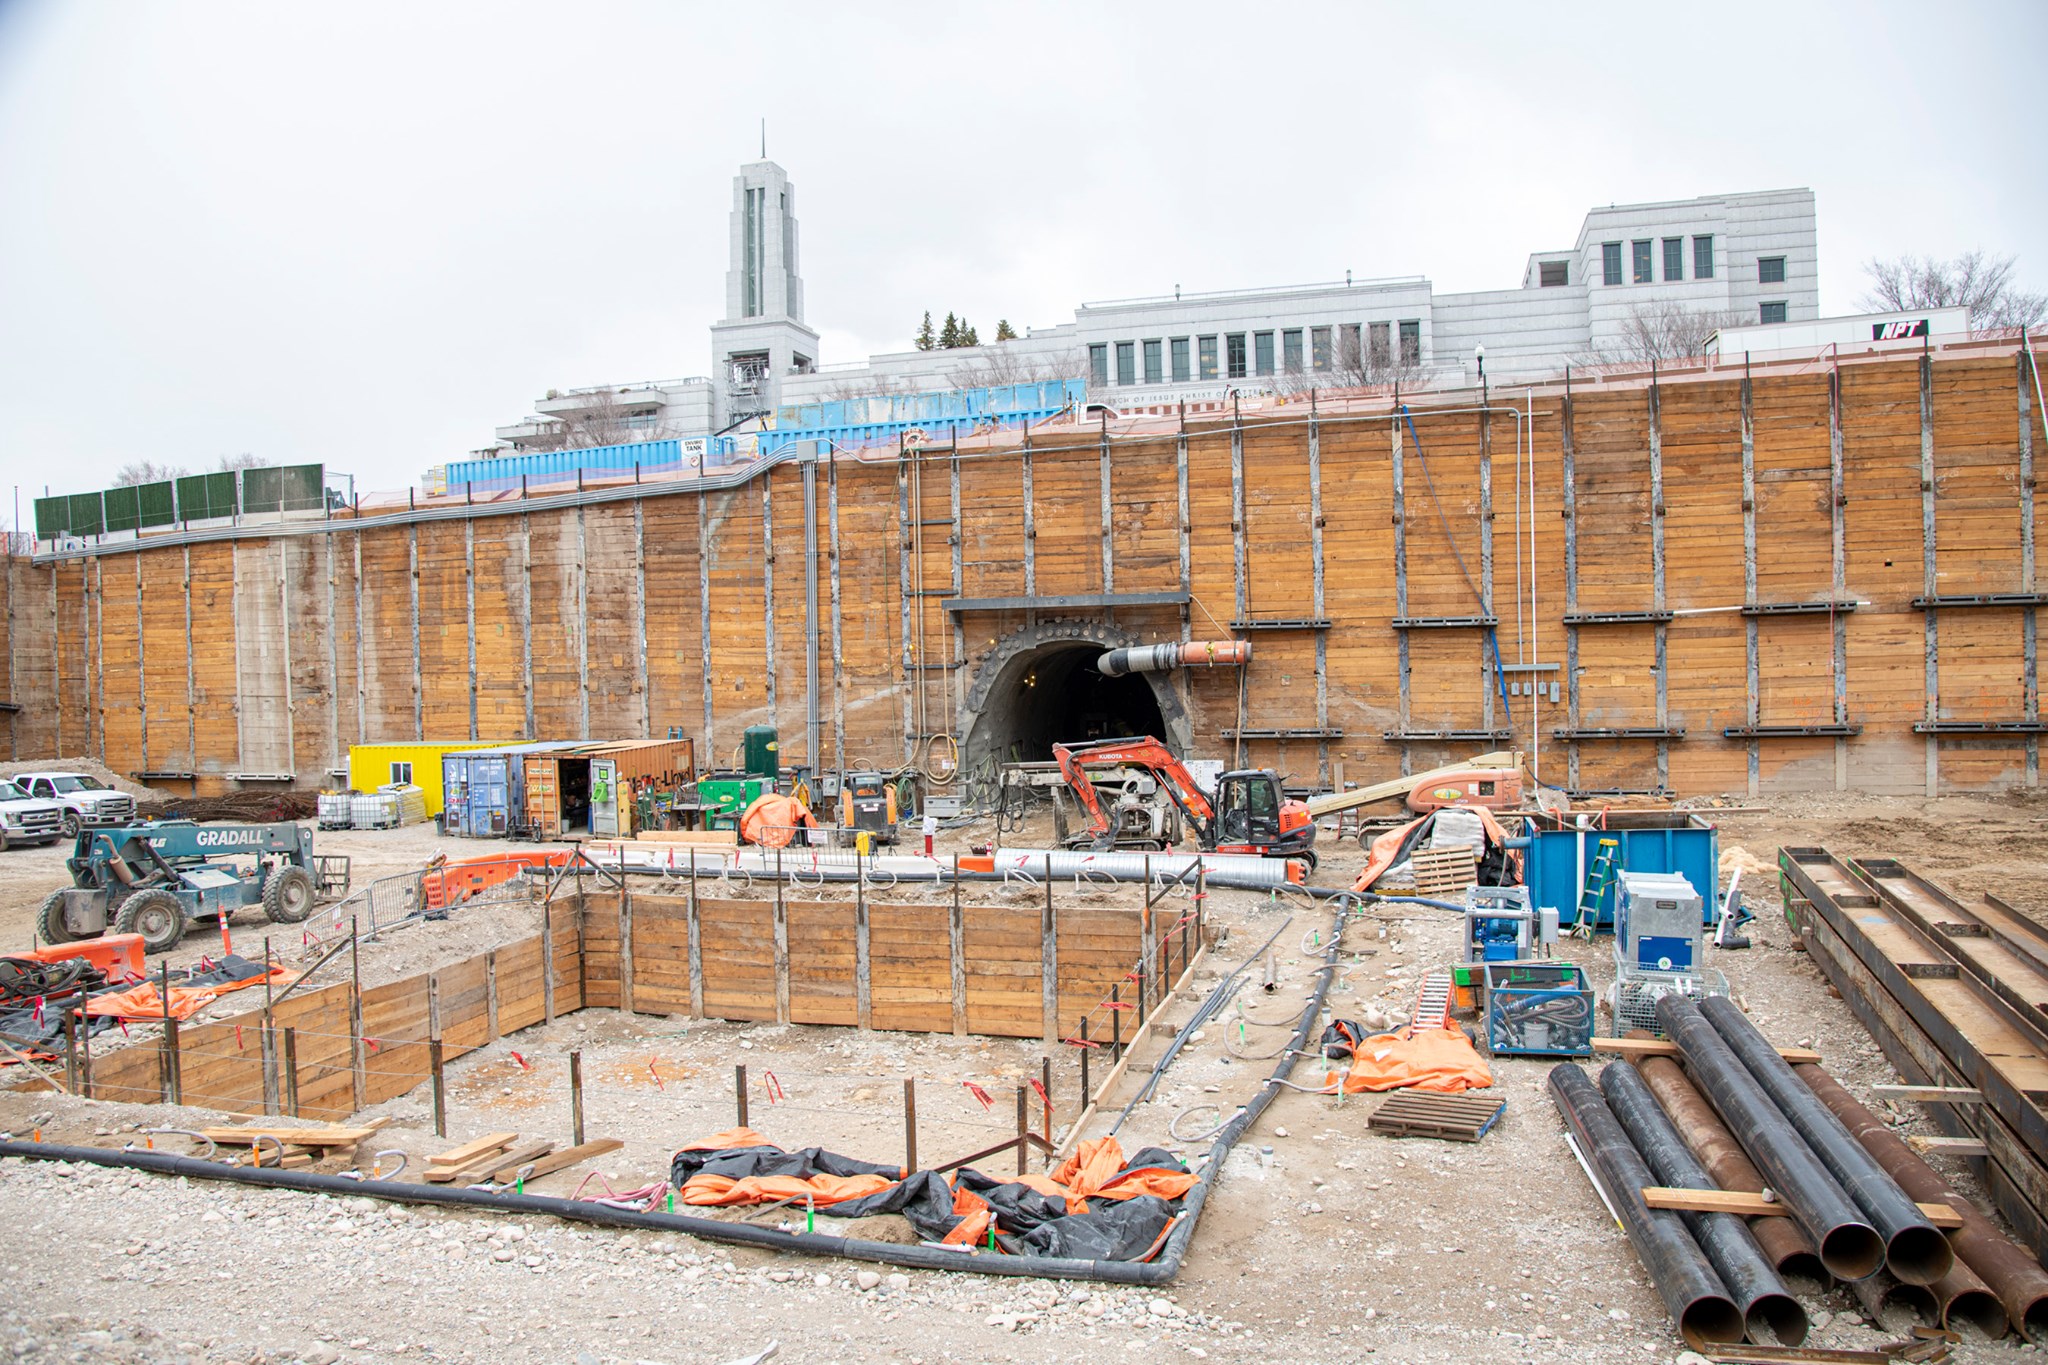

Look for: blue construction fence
[438,380,1088,495]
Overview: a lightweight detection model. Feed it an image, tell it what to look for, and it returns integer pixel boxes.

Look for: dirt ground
[2,791,2046,1364]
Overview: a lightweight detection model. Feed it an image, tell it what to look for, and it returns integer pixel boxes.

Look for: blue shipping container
[1522,814,1719,930]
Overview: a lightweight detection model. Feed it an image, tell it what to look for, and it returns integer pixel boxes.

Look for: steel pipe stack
[1798,1062,2036,1340]
[1631,1055,1827,1285]
[1698,996,1952,1286]
[1600,1062,1808,1346]
[1548,1064,1745,1347]
[1655,994,1886,1281]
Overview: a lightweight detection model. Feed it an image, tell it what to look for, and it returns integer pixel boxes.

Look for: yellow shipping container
[346,741,510,818]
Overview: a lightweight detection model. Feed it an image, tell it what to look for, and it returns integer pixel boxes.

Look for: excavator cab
[1212,771,1317,867]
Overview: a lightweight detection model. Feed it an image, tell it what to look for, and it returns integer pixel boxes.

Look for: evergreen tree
[960,321,979,347]
[994,319,1018,342]
[914,311,936,351]
[939,312,959,348]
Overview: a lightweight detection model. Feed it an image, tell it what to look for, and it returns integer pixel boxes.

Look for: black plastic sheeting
[0,907,1346,1282]
[0,954,273,1052]
[667,1141,1191,1262]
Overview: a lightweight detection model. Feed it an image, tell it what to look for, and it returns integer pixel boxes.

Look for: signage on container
[1872,319,1929,340]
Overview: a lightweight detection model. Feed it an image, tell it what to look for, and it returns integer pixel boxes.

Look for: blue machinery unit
[1461,885,1553,964]
[1521,812,1719,931]
[1484,961,1594,1057]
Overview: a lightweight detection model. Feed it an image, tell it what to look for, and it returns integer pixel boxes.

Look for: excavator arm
[1051,737,1218,850]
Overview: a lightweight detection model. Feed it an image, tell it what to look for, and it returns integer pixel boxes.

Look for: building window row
[1091,319,1423,387]
[1602,234,1715,285]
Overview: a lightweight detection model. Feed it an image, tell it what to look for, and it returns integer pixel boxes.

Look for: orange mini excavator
[1049,735,1317,868]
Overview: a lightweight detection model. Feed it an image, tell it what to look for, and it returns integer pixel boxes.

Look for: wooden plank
[1593,1037,1822,1065]
[1908,1134,1990,1157]
[425,1131,519,1168]
[1641,1186,1963,1228]
[488,1138,624,1184]
[202,1120,389,1147]
[1870,1084,1984,1104]
[428,1139,554,1184]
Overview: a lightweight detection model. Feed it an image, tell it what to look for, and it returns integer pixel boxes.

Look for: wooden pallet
[1410,845,1478,898]
[1367,1091,1505,1142]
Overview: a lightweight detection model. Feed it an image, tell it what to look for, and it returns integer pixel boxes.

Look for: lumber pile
[208,1118,388,1169]
[422,1132,623,1185]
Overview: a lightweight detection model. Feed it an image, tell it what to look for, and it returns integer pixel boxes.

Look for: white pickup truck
[0,778,67,849]
[12,771,137,838]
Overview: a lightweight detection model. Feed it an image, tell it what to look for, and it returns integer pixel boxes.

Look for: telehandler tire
[262,867,316,924]
[38,889,77,945]
[115,889,187,954]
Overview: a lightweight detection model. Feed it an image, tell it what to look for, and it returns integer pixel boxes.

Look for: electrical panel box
[1616,871,1703,974]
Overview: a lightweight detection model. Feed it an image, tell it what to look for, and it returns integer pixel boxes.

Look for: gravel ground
[2,793,2045,1363]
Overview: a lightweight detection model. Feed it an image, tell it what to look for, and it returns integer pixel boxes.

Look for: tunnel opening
[965,641,1174,770]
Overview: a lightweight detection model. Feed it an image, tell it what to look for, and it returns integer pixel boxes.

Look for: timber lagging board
[23,890,1150,1119]
[16,341,2048,797]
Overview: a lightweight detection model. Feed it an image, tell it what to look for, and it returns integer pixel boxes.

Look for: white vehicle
[0,778,67,849]
[12,772,137,838]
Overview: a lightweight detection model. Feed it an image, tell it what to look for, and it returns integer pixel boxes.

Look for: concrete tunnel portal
[959,625,1191,773]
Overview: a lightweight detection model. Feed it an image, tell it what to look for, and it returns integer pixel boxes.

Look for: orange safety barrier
[5,934,147,984]
[420,851,573,911]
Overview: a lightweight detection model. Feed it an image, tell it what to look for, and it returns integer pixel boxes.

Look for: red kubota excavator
[1048,736,1318,869]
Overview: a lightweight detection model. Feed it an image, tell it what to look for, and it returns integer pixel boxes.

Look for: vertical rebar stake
[1078,1017,1091,1104]
[903,1078,918,1174]
[1015,1085,1028,1176]
[429,1036,446,1139]
[736,1063,749,1129]
[570,1049,585,1147]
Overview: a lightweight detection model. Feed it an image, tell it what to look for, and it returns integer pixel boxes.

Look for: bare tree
[113,460,188,486]
[1588,301,1751,366]
[217,452,272,472]
[1276,328,1430,395]
[943,344,1084,391]
[556,389,688,449]
[1860,250,2046,331]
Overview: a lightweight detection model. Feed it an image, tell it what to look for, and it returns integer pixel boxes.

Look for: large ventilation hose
[1097,640,1249,677]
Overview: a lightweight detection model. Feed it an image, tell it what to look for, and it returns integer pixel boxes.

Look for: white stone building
[485,166,1819,453]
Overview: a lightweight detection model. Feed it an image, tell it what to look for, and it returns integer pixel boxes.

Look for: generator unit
[838,771,900,845]
[1615,871,1704,974]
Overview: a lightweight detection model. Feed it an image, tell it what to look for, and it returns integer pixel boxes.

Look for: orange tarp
[1351,805,1521,895]
[739,794,817,848]
[81,966,291,1022]
[1327,1026,1494,1094]
[678,1171,900,1208]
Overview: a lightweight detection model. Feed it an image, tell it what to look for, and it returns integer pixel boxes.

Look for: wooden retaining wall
[57,890,1150,1119]
[20,343,2038,796]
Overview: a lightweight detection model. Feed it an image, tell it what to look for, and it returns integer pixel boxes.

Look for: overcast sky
[1,0,2043,504]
